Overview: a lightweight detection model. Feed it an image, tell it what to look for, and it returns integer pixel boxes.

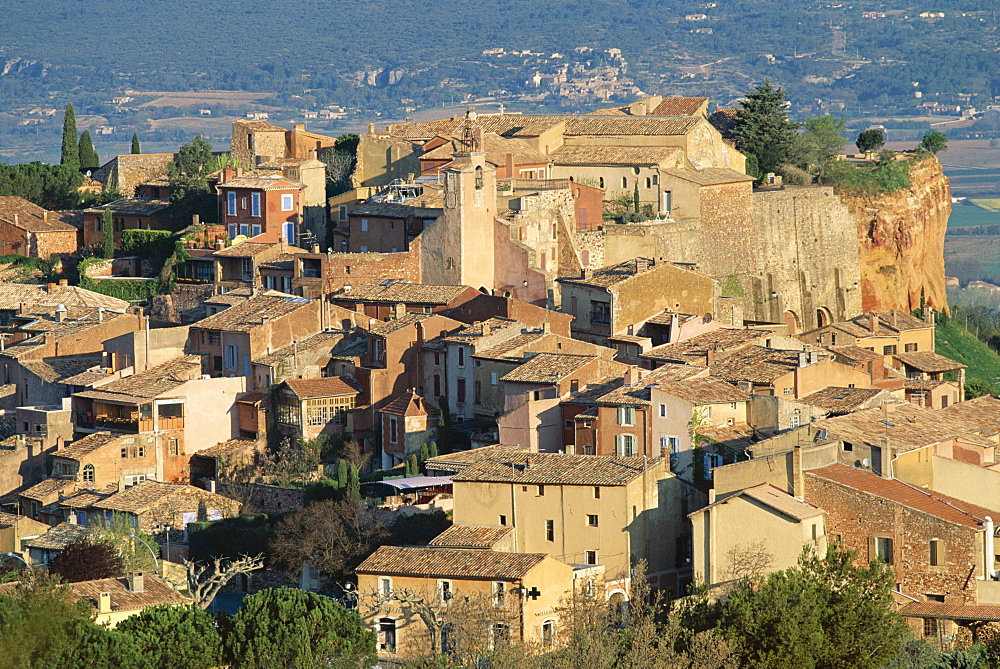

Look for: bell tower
[421,108,497,291]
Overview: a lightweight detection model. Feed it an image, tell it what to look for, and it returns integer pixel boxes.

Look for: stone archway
[783,310,801,335]
[816,307,833,328]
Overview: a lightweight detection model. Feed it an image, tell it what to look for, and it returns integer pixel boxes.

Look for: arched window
[82,464,95,483]
[378,618,397,654]
[645,176,651,189]
[541,619,557,649]
[475,165,484,190]
[621,176,628,189]
[598,177,605,189]
[816,308,831,328]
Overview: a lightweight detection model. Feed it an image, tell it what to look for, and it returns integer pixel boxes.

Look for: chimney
[127,573,145,593]
[58,279,68,286]
[879,437,892,480]
[207,479,216,493]
[192,214,200,227]
[506,153,515,178]
[309,148,318,160]
[98,592,112,614]
[624,366,639,386]
[311,244,320,253]
[705,348,716,366]
[13,214,19,226]
[46,282,57,294]
[294,123,305,131]
[368,123,376,134]
[791,444,804,500]
[55,304,67,322]
[581,268,592,279]
[869,311,879,332]
[891,311,898,328]
[798,351,808,368]
[541,321,550,334]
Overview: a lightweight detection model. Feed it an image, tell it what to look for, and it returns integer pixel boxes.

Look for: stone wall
[93,154,175,197]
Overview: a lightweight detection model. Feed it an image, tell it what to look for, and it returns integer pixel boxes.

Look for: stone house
[250,329,346,390]
[82,199,173,249]
[291,247,423,299]
[187,292,321,381]
[331,280,480,321]
[419,131,550,179]
[89,480,240,534]
[50,431,178,491]
[357,546,575,661]
[0,197,78,259]
[890,351,965,409]
[557,258,716,345]
[708,347,873,400]
[274,377,361,442]
[449,450,703,597]
[91,153,175,197]
[23,521,92,566]
[210,240,308,293]
[217,175,303,245]
[66,574,193,628]
[440,293,574,337]
[799,311,936,363]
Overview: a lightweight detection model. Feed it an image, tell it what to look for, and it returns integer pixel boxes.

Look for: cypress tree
[419,443,430,465]
[78,131,100,171]
[633,181,640,213]
[61,103,79,169]
[346,464,360,503]
[131,133,141,155]
[336,459,348,489]
[408,454,419,476]
[100,209,114,259]
[428,441,438,458]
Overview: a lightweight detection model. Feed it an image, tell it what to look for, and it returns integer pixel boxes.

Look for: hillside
[935,317,1000,394]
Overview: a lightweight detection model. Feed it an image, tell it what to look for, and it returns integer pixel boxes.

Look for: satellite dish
[861,458,871,468]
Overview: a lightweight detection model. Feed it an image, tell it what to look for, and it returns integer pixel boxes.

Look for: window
[905,343,918,352]
[703,453,723,479]
[474,380,482,405]
[438,580,453,604]
[250,192,260,217]
[490,622,510,649]
[281,193,294,211]
[783,387,793,395]
[388,417,398,444]
[338,205,347,221]
[227,191,236,216]
[491,371,498,386]
[923,617,938,638]
[82,464,95,483]
[542,619,557,649]
[121,447,128,459]
[138,446,145,458]
[621,176,628,188]
[930,539,946,566]
[208,331,220,345]
[645,176,651,189]
[493,582,506,608]
[873,537,894,564]
[499,514,507,526]
[587,514,599,527]
[617,406,635,426]
[658,403,666,417]
[585,550,598,565]
[456,378,466,403]
[433,374,441,397]
[883,345,897,355]
[790,413,801,429]
[615,434,637,456]
[378,618,397,653]
[593,486,601,499]
[241,257,253,275]
[537,485,545,496]
[360,218,368,232]
[662,436,680,456]
[599,176,605,189]
[545,519,554,542]
[457,346,465,367]
[591,301,611,325]
[379,577,393,598]
[676,535,693,567]
[224,343,238,370]
[168,438,179,456]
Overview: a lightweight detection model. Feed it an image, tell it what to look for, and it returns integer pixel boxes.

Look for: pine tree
[61,103,79,169]
[336,459,348,489]
[101,209,114,258]
[116,605,221,669]
[346,464,360,503]
[732,80,803,178]
[78,131,100,171]
[131,133,141,155]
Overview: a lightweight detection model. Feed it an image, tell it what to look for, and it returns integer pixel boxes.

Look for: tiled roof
[74,356,201,402]
[453,450,664,486]
[807,463,1000,528]
[217,177,302,191]
[335,280,470,305]
[21,355,104,384]
[24,522,91,551]
[428,525,514,549]
[442,318,518,344]
[380,389,437,417]
[283,376,361,399]
[258,253,301,271]
[818,310,933,339]
[389,114,702,140]
[0,197,76,232]
[0,283,128,312]
[83,198,171,216]
[253,330,344,367]
[70,574,192,612]
[693,483,823,521]
[900,601,1000,622]
[709,346,802,384]
[642,329,771,364]
[195,438,257,458]
[893,351,966,373]
[557,257,660,289]
[501,353,594,384]
[57,486,116,509]
[421,132,548,165]
[661,168,754,186]
[652,96,710,116]
[424,444,528,474]
[235,119,286,132]
[655,377,749,405]
[642,363,709,383]
[18,477,76,501]
[708,108,740,138]
[193,293,313,332]
[58,367,117,387]
[940,394,1000,424]
[812,402,993,452]
[473,332,545,361]
[700,422,757,450]
[829,345,884,362]
[212,242,274,258]
[569,376,652,406]
[91,480,229,515]
[55,432,119,460]
[357,546,548,580]
[368,313,432,336]
[799,387,886,413]
[903,379,948,390]
[349,201,441,218]
[549,145,681,166]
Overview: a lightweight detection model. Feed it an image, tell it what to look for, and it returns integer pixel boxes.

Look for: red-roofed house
[379,389,438,469]
[0,197,78,259]
[274,377,362,441]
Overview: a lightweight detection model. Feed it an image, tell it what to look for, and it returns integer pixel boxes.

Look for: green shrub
[824,157,912,195]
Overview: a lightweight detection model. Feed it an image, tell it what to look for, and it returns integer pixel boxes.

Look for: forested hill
[1,0,998,118]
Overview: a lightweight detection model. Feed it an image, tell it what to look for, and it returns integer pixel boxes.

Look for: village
[0,93,993,665]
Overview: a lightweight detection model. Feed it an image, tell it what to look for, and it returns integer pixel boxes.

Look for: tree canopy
[78,131,100,171]
[60,103,78,170]
[131,133,141,155]
[168,134,215,223]
[856,128,886,155]
[801,115,847,180]
[116,604,222,669]
[49,537,125,583]
[221,588,376,669]
[732,80,802,179]
[918,130,948,154]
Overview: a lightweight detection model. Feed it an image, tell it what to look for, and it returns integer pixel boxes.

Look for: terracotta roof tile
[651,96,710,116]
[91,480,232,515]
[655,377,749,404]
[253,330,344,367]
[829,345,884,362]
[642,330,772,365]
[368,313,433,336]
[24,522,92,550]
[195,438,258,458]
[74,356,202,402]
[661,168,754,186]
[193,293,314,332]
[473,332,546,361]
[550,145,681,166]
[807,463,1000,528]
[442,318,519,344]
[813,402,993,452]
[283,376,361,399]
[557,257,662,289]
[19,477,76,501]
[693,483,823,521]
[55,432,120,460]
[69,574,192,612]
[428,525,514,549]
[453,450,664,486]
[217,177,302,191]
[425,445,528,474]
[501,353,594,384]
[336,280,470,305]
[211,242,274,258]
[569,376,652,406]
[900,601,1000,622]
[893,351,966,373]
[83,198,171,216]
[709,346,802,384]
[357,545,548,580]
[380,389,436,417]
[799,387,887,413]
[0,197,77,232]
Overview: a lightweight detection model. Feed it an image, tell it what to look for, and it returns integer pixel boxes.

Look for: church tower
[421,109,497,291]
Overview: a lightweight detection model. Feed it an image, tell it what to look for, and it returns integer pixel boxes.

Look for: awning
[363,475,453,490]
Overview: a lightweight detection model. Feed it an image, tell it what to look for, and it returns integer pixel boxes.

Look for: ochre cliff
[837,155,951,314]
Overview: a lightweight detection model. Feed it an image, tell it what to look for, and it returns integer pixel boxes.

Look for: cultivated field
[128,90,276,108]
